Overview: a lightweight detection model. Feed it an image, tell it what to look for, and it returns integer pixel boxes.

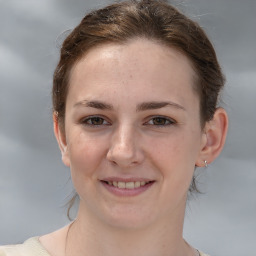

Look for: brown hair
[52,0,225,216]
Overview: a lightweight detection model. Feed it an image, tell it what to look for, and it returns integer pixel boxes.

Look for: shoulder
[0,237,51,256]
[199,251,211,256]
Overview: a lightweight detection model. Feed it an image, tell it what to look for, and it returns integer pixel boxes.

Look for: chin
[101,205,156,230]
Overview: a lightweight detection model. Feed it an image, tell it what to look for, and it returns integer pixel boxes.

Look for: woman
[0,0,228,255]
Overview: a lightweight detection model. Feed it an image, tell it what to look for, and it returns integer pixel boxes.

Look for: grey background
[0,0,255,255]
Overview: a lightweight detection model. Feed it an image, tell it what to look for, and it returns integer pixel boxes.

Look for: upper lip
[100,177,154,182]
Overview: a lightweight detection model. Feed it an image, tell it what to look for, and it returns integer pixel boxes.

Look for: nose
[106,125,144,168]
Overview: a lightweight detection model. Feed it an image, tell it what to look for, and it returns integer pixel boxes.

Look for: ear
[196,108,228,167]
[53,112,70,167]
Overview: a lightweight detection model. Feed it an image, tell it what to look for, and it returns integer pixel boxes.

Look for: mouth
[101,180,154,189]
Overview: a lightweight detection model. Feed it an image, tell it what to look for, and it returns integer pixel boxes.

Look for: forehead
[68,39,198,108]
[71,39,196,77]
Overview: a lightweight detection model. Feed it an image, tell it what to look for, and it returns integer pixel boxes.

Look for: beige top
[0,237,210,256]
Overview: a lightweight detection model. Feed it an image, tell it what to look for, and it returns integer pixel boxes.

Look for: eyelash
[145,116,176,126]
[81,116,110,126]
[80,116,176,127]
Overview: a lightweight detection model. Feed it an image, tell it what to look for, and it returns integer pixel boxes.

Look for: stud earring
[204,160,208,167]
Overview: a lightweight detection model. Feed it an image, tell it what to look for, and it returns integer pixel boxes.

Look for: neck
[66,199,196,256]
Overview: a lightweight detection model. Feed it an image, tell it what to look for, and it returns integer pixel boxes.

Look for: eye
[146,116,176,126]
[81,116,110,126]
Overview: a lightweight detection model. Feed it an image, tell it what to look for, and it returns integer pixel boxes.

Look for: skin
[40,38,228,256]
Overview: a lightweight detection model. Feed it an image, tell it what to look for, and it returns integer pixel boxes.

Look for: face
[58,39,207,229]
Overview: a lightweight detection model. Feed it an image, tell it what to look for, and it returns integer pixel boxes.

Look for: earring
[204,160,208,167]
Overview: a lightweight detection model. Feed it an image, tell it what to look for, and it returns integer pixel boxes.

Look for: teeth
[125,182,134,189]
[106,180,151,189]
[140,181,146,186]
[117,181,126,189]
[134,181,141,188]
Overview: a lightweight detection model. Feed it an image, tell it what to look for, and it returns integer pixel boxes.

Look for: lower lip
[100,181,155,197]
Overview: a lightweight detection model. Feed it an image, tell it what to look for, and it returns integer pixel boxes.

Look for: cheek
[148,134,191,161]
[67,130,107,179]
[147,129,201,176]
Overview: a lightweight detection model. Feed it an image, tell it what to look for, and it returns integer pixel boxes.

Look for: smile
[100,179,155,196]
[102,180,152,189]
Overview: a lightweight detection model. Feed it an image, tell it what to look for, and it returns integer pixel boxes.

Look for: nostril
[108,158,118,165]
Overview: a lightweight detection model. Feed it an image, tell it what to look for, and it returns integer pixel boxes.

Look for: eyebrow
[74,100,186,111]
[74,100,113,110]
[136,101,186,111]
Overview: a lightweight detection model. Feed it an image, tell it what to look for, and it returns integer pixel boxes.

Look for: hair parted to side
[52,0,225,218]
